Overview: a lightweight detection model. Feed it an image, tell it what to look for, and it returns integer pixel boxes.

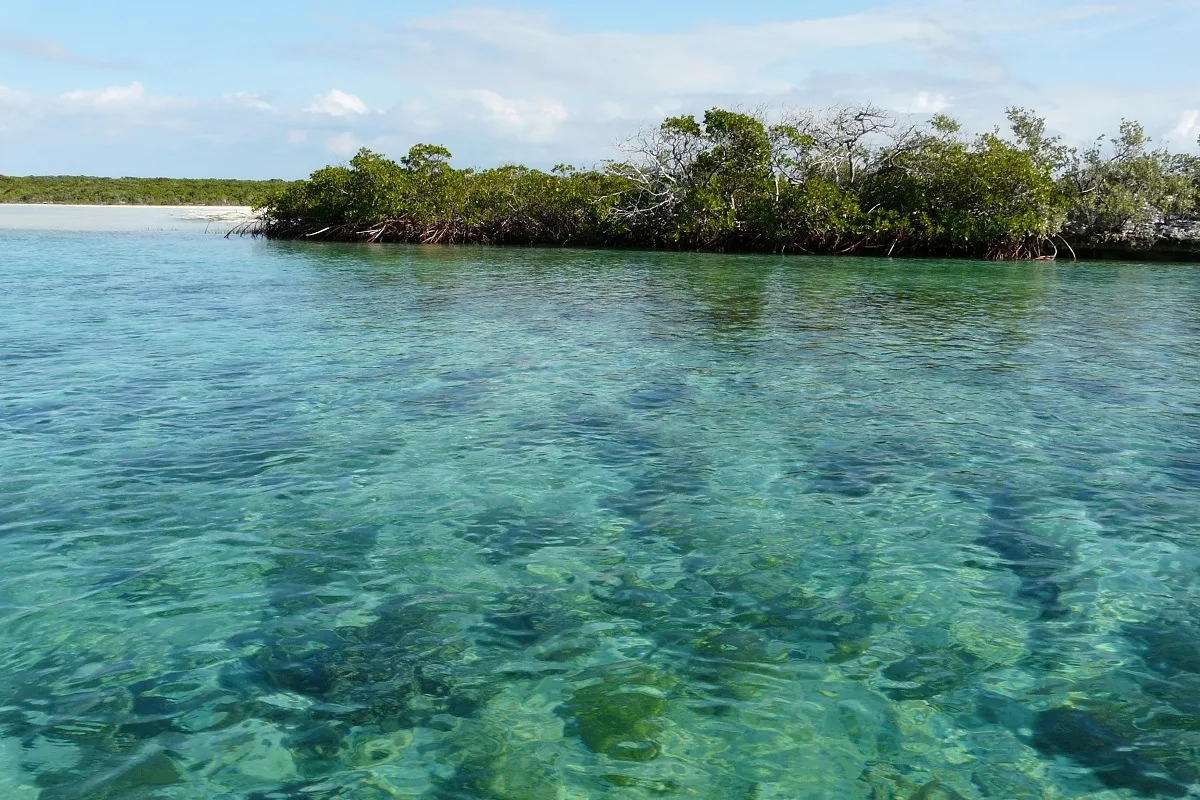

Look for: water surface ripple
[2,229,1200,799]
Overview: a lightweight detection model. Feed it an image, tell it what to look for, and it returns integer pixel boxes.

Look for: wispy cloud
[297,6,952,96]
[463,90,568,142]
[1171,109,1200,144]
[0,84,34,106]
[60,82,145,107]
[294,1,1187,99]
[325,131,362,155]
[1,1,1198,177]
[225,91,273,111]
[0,36,134,68]
[304,89,369,117]
[272,0,1200,159]
[898,91,952,114]
[57,81,181,111]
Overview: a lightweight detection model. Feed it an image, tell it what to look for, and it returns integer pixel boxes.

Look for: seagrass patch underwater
[2,221,1200,799]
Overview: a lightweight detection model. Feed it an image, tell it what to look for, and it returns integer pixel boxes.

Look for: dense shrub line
[255,107,1200,259]
[0,175,290,206]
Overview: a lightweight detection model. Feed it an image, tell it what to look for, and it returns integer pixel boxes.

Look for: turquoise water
[2,226,1200,800]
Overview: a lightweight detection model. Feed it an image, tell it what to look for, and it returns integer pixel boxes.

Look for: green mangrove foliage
[0,175,290,206]
[1060,120,1199,241]
[262,145,627,246]
[255,106,1200,258]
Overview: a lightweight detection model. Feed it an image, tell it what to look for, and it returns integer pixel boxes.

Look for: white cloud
[0,84,34,106]
[4,0,1200,176]
[226,91,272,111]
[464,90,568,142]
[1171,109,1200,143]
[382,15,811,97]
[1021,83,1195,143]
[312,2,1172,102]
[390,98,442,134]
[401,7,951,95]
[57,81,178,110]
[60,81,145,106]
[276,1,1197,164]
[900,91,952,114]
[325,131,361,155]
[304,89,368,117]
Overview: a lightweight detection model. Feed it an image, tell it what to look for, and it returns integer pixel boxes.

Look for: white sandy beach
[0,204,257,232]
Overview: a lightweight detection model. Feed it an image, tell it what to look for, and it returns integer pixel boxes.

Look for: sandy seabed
[0,204,257,232]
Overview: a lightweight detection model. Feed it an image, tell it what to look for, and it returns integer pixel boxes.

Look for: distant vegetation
[0,175,290,206]
[254,106,1200,259]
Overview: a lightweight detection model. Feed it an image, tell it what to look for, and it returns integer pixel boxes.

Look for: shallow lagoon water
[2,219,1199,799]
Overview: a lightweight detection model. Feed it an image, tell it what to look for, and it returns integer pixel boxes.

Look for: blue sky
[1,0,1198,177]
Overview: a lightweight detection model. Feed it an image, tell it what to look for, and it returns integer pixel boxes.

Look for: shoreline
[3,204,1196,261]
[0,202,254,214]
[245,225,1200,263]
[0,203,258,232]
[0,202,252,207]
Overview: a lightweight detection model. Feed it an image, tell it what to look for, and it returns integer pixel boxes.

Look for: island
[246,106,1200,261]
